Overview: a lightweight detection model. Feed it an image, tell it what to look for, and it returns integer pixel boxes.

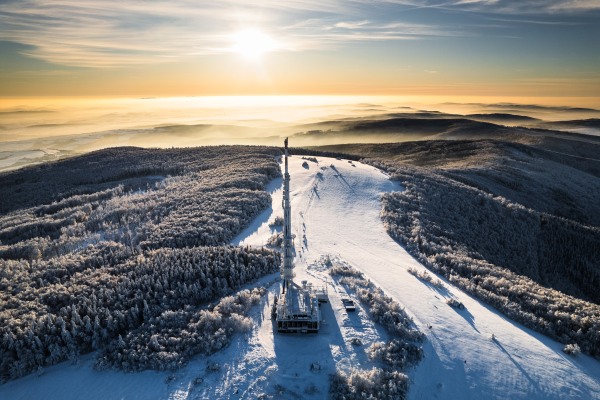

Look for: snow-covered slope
[235,155,600,400]
[2,155,599,400]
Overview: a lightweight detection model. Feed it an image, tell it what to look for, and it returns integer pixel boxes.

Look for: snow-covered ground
[2,154,600,399]
[236,155,600,400]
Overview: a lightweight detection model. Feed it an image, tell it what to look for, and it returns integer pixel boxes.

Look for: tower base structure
[275,280,322,333]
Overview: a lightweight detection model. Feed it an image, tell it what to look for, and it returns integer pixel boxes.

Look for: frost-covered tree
[0,146,282,382]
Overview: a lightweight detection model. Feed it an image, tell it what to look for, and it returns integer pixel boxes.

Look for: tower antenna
[282,137,293,293]
[273,137,323,333]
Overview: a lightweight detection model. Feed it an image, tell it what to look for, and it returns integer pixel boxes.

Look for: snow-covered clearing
[2,155,599,399]
[235,155,600,400]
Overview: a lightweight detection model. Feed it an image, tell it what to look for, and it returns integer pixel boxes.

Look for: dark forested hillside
[308,138,600,357]
[0,146,280,214]
[0,146,282,382]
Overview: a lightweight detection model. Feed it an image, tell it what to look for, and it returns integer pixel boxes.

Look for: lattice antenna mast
[282,137,294,292]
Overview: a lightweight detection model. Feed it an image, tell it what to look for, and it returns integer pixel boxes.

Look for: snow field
[240,155,600,400]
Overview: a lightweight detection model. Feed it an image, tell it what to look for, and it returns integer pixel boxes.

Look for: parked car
[341,298,356,312]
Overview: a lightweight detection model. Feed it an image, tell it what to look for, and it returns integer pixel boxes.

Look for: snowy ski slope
[236,155,600,400]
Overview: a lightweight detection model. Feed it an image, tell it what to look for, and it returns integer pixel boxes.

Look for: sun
[232,29,277,61]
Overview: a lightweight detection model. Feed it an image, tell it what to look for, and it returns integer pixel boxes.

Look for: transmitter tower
[274,138,322,333]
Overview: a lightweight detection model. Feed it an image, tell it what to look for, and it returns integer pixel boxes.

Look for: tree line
[367,158,600,358]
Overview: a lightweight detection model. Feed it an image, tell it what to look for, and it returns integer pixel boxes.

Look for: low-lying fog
[1,96,599,172]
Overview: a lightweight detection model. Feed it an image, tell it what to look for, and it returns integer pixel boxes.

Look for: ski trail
[278,155,600,400]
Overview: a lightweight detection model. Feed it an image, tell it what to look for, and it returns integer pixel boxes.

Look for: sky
[1,0,600,98]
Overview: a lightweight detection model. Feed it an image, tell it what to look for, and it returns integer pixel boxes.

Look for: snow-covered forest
[96,287,268,371]
[3,132,600,397]
[0,146,282,382]
[377,163,600,357]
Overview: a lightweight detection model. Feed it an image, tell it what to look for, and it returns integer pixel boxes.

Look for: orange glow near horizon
[1,93,599,173]
[0,1,598,100]
[1,95,599,112]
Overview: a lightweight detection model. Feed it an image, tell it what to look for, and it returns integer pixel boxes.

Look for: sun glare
[232,29,277,61]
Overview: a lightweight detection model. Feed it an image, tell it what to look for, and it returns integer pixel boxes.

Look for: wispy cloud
[377,0,600,14]
[282,18,465,51]
[335,20,371,29]
[482,16,584,25]
[0,1,248,67]
[0,1,458,67]
[0,0,597,68]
